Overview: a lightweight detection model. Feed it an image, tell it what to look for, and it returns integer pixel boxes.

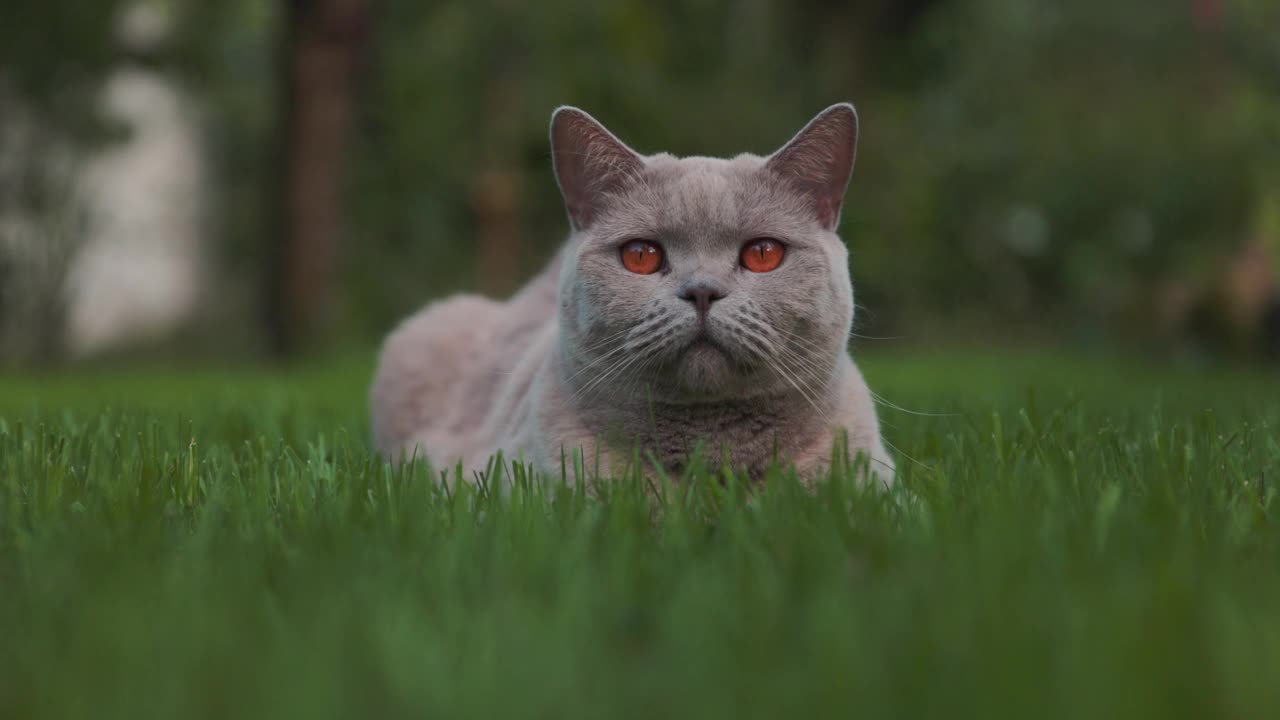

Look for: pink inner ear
[816,197,837,229]
[551,109,644,230]
[766,104,857,231]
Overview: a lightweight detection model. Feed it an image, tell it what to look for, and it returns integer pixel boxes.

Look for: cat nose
[678,283,727,317]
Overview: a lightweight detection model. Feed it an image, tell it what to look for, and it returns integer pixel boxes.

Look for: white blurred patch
[63,17,206,356]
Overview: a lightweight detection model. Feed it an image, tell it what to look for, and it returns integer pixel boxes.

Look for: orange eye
[620,240,663,275]
[740,238,785,273]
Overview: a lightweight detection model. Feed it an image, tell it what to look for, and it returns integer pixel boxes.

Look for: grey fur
[370,104,894,485]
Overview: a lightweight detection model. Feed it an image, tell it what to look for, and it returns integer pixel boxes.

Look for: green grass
[1,349,1278,719]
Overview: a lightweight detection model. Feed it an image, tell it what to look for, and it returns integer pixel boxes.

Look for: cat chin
[668,342,741,396]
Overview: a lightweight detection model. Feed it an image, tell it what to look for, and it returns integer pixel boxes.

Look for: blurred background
[1,0,1278,367]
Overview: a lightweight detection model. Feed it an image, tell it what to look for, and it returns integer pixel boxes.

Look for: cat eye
[620,240,663,275]
[740,238,785,273]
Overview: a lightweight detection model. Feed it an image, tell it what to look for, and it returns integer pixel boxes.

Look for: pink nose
[679,284,727,317]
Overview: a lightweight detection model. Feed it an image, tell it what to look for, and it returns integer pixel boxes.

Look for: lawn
[1,349,1277,719]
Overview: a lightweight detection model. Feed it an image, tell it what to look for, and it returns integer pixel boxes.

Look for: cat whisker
[757,330,918,475]
[576,323,647,355]
[770,326,946,418]
[850,332,904,342]
[567,315,672,384]
[775,334,954,433]
[733,322,832,397]
[771,324,834,356]
[868,390,958,418]
[774,343,831,390]
[591,346,660,403]
[571,351,640,403]
[730,322,829,422]
[610,344,652,403]
[747,330,835,424]
[622,332,674,397]
[879,436,932,474]
[620,345,664,402]
[867,453,900,481]
[571,327,668,404]
[566,342,632,383]
[765,327,833,367]
[848,303,904,342]
[766,354,829,422]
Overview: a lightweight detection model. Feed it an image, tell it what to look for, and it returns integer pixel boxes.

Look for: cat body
[371,104,894,484]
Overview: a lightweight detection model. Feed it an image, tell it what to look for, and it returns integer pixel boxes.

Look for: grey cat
[370,103,894,485]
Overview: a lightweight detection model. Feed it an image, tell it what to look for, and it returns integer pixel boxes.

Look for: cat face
[551,105,859,404]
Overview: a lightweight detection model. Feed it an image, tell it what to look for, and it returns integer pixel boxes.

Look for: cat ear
[550,107,644,230]
[766,103,859,230]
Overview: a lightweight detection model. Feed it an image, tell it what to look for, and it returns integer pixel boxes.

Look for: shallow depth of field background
[2,0,1278,366]
[4,4,1280,719]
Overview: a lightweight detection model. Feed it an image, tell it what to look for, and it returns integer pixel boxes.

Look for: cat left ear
[550,107,644,231]
[766,103,859,231]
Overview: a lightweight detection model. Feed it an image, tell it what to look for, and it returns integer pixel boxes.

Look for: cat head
[551,104,859,404]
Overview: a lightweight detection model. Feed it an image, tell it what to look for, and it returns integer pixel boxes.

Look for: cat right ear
[550,107,644,231]
[766,103,859,231]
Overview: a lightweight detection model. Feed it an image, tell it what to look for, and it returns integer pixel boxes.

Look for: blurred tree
[0,0,131,364]
[6,0,1276,360]
[0,1,129,131]
[268,0,373,355]
[874,0,1279,343]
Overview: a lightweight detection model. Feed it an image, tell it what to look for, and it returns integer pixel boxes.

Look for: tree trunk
[267,0,370,356]
[469,167,522,297]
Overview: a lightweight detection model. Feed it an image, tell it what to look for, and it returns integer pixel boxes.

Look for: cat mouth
[686,328,724,353]
[680,331,738,369]
[685,339,720,356]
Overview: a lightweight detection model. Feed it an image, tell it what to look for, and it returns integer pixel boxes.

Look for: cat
[370,103,894,486]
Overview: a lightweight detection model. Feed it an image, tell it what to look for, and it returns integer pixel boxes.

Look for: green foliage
[344,0,850,324]
[160,0,1280,346]
[0,0,130,132]
[887,0,1279,332]
[0,0,135,362]
[1,351,1278,718]
[3,1,1279,353]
